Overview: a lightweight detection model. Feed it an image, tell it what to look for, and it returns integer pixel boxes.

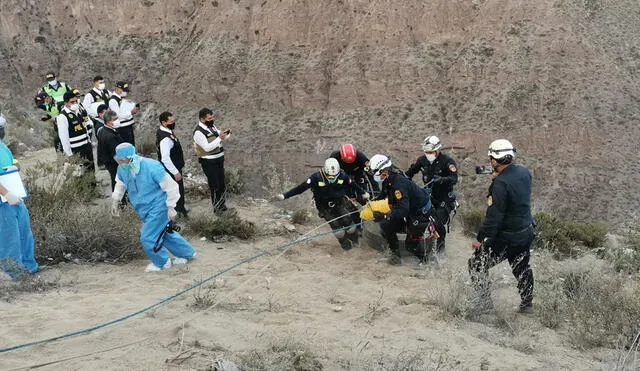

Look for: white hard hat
[323,158,340,178]
[422,135,442,152]
[488,139,516,161]
[368,154,392,175]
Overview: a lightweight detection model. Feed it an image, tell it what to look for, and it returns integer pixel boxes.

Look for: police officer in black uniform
[368,154,431,265]
[97,110,125,191]
[276,158,369,251]
[329,143,378,197]
[469,139,535,314]
[156,111,188,218]
[56,91,94,175]
[406,135,458,260]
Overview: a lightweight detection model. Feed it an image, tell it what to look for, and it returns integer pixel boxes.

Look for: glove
[372,211,388,222]
[168,207,177,220]
[111,199,120,217]
[275,194,285,201]
[362,192,370,201]
[4,192,22,206]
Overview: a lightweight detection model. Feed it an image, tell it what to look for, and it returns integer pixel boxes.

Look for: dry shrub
[535,252,640,348]
[426,268,473,319]
[0,271,60,302]
[291,208,312,225]
[185,209,256,240]
[23,160,143,264]
[237,334,323,371]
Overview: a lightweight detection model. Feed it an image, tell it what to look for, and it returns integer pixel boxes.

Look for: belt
[502,225,533,235]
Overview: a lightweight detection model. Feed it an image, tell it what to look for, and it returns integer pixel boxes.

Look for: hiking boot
[517,302,533,314]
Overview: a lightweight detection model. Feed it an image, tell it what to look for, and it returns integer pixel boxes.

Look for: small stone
[200,237,207,241]
[284,224,296,232]
[332,306,343,312]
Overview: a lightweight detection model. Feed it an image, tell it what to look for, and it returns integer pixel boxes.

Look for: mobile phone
[475,165,493,175]
[223,129,231,135]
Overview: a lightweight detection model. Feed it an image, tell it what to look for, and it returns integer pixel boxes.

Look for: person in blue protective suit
[0,142,39,279]
[110,143,196,272]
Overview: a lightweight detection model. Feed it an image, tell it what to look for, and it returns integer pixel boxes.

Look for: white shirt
[108,93,134,127]
[158,126,180,175]
[0,113,6,128]
[82,88,110,110]
[193,121,224,159]
[56,107,89,156]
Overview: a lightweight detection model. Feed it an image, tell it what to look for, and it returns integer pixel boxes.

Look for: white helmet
[422,136,442,152]
[323,158,340,179]
[368,154,392,175]
[488,139,516,162]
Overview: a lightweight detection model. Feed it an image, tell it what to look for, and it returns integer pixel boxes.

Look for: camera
[475,165,493,175]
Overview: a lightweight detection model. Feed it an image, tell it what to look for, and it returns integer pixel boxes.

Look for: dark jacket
[477,164,534,243]
[329,150,369,179]
[283,170,364,208]
[97,126,124,168]
[405,153,458,203]
[380,171,429,220]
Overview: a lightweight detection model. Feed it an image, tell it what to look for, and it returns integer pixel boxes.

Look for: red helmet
[339,143,357,164]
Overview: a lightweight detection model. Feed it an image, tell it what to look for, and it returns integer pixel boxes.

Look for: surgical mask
[49,79,58,86]
[69,103,79,112]
[120,163,132,171]
[327,176,338,184]
[373,174,382,183]
[425,154,436,163]
[121,91,128,97]
[97,83,106,90]
[167,123,176,130]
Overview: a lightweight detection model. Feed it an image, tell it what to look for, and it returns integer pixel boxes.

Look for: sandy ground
[0,185,622,370]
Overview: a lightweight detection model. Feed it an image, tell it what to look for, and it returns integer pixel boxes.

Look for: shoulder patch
[394,190,403,200]
[449,164,457,172]
[306,178,312,184]
[487,195,493,206]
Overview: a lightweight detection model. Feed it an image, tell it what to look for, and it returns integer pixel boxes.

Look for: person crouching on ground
[111,143,196,272]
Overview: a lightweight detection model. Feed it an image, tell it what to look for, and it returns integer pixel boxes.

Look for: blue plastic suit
[113,144,195,269]
[0,142,39,279]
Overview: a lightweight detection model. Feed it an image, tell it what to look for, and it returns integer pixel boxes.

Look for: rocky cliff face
[1,0,639,225]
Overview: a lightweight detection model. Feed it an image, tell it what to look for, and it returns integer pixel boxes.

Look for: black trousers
[431,202,452,252]
[169,170,187,214]
[317,200,359,250]
[117,125,135,146]
[199,157,226,212]
[380,217,406,256]
[468,227,535,305]
[72,143,95,173]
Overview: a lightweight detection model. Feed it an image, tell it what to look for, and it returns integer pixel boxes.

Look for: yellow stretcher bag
[360,198,391,221]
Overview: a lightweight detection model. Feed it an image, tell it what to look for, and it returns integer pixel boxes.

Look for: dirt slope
[0,198,620,370]
[1,1,639,222]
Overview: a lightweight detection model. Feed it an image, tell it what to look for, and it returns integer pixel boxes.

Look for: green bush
[458,208,485,236]
[533,212,608,256]
[186,209,256,240]
[23,159,143,264]
[225,167,245,195]
[608,230,640,274]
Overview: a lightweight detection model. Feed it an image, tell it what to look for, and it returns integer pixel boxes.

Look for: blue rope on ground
[0,220,371,354]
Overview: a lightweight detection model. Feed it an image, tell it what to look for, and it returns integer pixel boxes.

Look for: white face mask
[97,83,106,90]
[121,91,128,97]
[69,103,79,112]
[373,173,382,183]
[49,79,58,86]
[425,154,436,163]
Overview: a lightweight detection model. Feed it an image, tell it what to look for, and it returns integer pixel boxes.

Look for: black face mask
[167,123,176,130]
[205,119,215,127]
